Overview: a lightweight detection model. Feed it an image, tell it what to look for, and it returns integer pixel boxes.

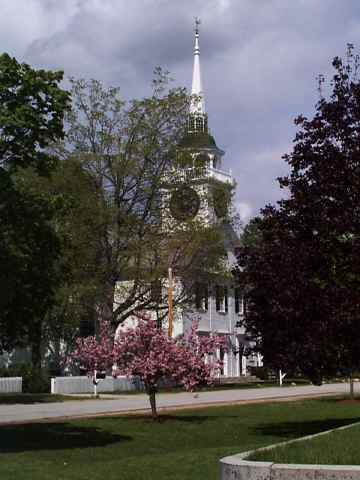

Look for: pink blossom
[71,312,227,417]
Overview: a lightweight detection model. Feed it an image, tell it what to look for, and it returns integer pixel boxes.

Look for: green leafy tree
[42,159,107,372]
[0,53,70,367]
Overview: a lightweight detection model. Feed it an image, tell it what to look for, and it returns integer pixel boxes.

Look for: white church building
[116,20,261,378]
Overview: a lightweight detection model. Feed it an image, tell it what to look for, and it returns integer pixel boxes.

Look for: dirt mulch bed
[336,398,360,405]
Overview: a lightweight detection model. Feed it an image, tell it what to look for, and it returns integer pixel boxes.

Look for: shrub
[249,366,272,381]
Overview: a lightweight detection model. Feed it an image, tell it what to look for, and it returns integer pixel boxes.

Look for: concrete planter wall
[0,377,22,393]
[220,421,360,479]
[51,375,143,394]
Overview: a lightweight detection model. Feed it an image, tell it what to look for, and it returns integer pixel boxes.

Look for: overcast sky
[2,0,360,222]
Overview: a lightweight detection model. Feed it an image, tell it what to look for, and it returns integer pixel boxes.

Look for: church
[116,20,262,378]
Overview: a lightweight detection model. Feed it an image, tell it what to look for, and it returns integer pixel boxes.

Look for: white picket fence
[51,375,143,394]
[0,377,22,393]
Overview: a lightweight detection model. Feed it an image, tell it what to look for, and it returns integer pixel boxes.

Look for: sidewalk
[0,382,351,425]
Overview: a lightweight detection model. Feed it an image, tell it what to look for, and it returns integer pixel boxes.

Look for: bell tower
[162,19,235,228]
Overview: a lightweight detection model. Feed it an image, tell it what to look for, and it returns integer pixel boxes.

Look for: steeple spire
[188,18,208,134]
[190,17,205,115]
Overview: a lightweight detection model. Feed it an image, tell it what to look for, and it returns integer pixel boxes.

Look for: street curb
[0,391,341,426]
[220,420,360,479]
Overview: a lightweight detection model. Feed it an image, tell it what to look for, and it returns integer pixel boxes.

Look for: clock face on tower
[170,186,200,221]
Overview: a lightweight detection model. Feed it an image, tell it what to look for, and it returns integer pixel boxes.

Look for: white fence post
[279,369,287,386]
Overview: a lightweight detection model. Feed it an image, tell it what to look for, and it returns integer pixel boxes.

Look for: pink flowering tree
[113,314,180,417]
[71,312,226,417]
[70,320,115,396]
[113,313,226,418]
[174,322,226,391]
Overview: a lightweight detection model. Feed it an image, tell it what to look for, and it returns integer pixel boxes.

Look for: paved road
[0,382,352,425]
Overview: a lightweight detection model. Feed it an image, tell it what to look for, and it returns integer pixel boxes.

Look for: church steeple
[190,18,205,115]
[188,18,208,134]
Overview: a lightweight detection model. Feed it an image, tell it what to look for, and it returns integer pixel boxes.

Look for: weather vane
[194,17,201,35]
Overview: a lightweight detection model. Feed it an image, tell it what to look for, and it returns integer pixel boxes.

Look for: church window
[243,295,248,315]
[79,318,95,337]
[195,115,204,131]
[219,346,225,375]
[234,287,244,314]
[195,283,208,311]
[188,116,195,132]
[215,286,228,313]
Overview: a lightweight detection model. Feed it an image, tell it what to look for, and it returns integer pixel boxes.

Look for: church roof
[178,131,217,149]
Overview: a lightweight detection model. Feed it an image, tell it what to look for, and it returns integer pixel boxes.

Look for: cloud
[236,202,253,224]
[2,0,360,223]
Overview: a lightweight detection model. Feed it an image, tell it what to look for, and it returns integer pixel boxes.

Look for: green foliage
[0,53,70,173]
[0,169,63,358]
[249,366,271,381]
[211,181,232,219]
[42,158,107,360]
[240,218,262,248]
[0,54,70,366]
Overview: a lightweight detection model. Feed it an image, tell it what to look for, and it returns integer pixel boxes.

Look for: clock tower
[117,20,258,380]
[162,18,235,229]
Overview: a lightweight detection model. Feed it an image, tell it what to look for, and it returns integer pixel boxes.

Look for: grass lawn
[1,397,359,480]
[0,394,99,405]
[250,419,360,465]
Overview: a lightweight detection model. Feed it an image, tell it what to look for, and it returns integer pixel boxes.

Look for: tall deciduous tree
[0,53,70,367]
[42,159,106,372]
[60,72,228,328]
[237,46,360,387]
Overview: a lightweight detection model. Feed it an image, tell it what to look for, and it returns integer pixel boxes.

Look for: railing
[0,377,22,393]
[163,166,234,185]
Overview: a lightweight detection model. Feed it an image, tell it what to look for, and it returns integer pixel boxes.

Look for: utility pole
[168,267,173,337]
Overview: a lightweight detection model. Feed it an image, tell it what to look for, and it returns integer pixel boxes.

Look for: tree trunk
[30,321,43,370]
[97,279,116,326]
[148,387,158,419]
[350,374,355,400]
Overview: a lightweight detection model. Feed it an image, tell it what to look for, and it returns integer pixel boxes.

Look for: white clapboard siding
[0,377,22,393]
[51,376,143,394]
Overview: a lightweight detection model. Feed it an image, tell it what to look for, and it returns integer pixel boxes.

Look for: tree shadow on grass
[254,417,360,441]
[0,422,131,453]
[123,414,239,424]
[0,394,58,405]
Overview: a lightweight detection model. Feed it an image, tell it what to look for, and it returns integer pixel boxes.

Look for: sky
[2,0,360,223]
